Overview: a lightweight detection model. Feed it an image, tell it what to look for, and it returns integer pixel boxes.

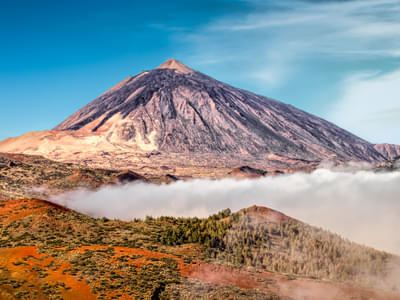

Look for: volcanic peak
[156,58,194,74]
[0,59,390,171]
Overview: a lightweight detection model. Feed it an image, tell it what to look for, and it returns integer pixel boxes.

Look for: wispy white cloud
[329,68,400,144]
[209,0,400,56]
[210,14,325,31]
[349,23,400,37]
[179,0,400,88]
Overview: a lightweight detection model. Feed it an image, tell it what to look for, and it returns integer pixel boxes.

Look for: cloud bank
[51,169,400,255]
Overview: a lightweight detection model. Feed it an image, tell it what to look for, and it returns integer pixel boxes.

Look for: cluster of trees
[156,209,396,287]
[218,214,394,286]
[158,209,231,252]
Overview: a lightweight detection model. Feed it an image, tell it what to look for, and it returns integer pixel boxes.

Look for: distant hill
[0,152,150,200]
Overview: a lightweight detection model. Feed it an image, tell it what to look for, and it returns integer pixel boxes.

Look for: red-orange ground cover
[0,246,95,300]
[0,199,49,224]
[0,198,68,224]
[2,199,398,299]
[70,245,188,273]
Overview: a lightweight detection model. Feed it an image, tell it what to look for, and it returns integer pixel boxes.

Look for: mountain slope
[0,59,387,175]
[54,59,384,161]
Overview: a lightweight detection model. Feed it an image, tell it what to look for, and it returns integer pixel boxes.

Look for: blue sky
[1,0,399,144]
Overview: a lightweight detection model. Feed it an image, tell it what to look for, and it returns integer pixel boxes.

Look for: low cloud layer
[51,169,400,254]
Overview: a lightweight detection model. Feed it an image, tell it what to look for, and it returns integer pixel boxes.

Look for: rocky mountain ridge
[374,143,400,160]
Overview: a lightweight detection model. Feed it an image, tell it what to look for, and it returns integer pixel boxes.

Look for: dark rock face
[165,174,178,181]
[237,166,267,176]
[230,166,267,177]
[228,166,268,179]
[7,161,16,168]
[53,59,385,163]
[115,170,146,183]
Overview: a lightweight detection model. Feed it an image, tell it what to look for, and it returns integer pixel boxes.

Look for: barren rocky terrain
[0,153,148,200]
[0,59,390,177]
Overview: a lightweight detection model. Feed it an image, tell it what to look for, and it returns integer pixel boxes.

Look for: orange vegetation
[1,199,398,299]
[0,198,66,224]
[0,246,95,300]
[70,245,190,273]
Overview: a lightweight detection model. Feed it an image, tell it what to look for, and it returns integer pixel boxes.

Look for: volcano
[0,59,387,176]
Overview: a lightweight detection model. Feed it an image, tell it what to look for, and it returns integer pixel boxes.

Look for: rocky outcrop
[115,170,147,183]
[228,166,267,178]
[374,143,400,160]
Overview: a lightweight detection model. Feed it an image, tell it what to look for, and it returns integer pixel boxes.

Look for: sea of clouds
[51,168,400,255]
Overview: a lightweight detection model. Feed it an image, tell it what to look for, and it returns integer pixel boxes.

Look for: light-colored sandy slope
[0,129,320,178]
[0,113,161,157]
[0,130,133,156]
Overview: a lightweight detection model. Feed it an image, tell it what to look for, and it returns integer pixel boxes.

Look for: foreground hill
[0,199,399,299]
[0,59,387,177]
